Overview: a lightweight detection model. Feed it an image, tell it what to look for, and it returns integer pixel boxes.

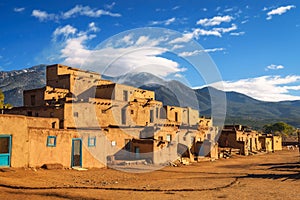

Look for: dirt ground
[0,149,299,200]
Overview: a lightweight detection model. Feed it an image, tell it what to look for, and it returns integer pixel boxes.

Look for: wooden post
[298,129,300,157]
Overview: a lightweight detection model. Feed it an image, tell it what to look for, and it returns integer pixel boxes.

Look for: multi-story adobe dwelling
[1,64,218,168]
[218,124,282,155]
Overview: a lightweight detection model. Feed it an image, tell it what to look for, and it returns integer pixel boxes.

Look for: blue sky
[1,0,300,101]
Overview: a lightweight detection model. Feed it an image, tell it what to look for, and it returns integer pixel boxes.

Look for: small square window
[131,110,134,114]
[111,141,116,146]
[166,134,172,142]
[74,112,78,117]
[47,136,56,147]
[88,136,96,147]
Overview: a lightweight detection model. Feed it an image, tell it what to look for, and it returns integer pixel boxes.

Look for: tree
[0,89,4,109]
[0,89,12,109]
[263,122,296,136]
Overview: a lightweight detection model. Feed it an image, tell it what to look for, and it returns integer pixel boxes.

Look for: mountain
[1,65,300,129]
[0,65,46,106]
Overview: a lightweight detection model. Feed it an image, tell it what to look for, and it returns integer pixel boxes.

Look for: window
[111,141,116,146]
[131,110,134,114]
[150,110,154,123]
[158,136,163,141]
[30,95,36,106]
[47,136,56,147]
[175,112,178,122]
[51,122,56,129]
[166,134,172,142]
[35,112,39,117]
[156,107,159,118]
[27,111,32,116]
[73,112,78,117]
[125,139,131,151]
[102,110,106,114]
[121,108,126,125]
[123,90,128,101]
[88,136,96,147]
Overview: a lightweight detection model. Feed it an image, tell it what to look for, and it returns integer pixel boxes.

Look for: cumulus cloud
[32,10,57,21]
[197,15,233,26]
[266,5,295,20]
[53,25,77,38]
[150,17,176,26]
[32,5,121,21]
[207,75,300,102]
[169,24,237,44]
[265,64,284,71]
[14,7,25,12]
[169,28,222,44]
[213,24,237,33]
[62,5,121,19]
[179,48,225,57]
[230,31,245,36]
[52,26,185,78]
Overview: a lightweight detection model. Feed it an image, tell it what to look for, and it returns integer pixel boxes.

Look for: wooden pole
[298,129,300,157]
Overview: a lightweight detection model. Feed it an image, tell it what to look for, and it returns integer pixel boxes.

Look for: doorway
[0,135,11,167]
[71,138,82,167]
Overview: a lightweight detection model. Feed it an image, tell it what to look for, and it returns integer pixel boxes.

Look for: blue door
[71,138,82,167]
[0,135,12,167]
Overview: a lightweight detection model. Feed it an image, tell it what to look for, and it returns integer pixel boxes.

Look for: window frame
[47,136,57,147]
[88,136,96,147]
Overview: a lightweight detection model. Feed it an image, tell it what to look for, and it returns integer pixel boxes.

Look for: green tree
[0,89,4,109]
[263,122,296,136]
[0,89,12,109]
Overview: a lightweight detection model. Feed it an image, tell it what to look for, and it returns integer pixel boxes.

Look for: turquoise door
[0,135,12,167]
[71,138,82,167]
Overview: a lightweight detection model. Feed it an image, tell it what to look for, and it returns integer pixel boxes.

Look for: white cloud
[88,22,99,32]
[53,26,184,78]
[179,48,225,57]
[230,32,245,36]
[150,17,176,26]
[197,15,233,26]
[14,7,25,12]
[265,64,284,71]
[207,75,300,102]
[266,5,295,20]
[213,24,237,33]
[62,5,121,19]
[169,25,234,44]
[32,5,121,21]
[53,25,77,38]
[172,6,180,10]
[32,10,57,21]
[104,2,116,10]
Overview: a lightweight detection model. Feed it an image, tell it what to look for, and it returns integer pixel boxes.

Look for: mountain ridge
[1,65,300,129]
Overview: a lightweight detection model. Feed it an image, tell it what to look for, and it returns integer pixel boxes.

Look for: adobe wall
[23,88,45,107]
[273,136,282,151]
[0,115,30,167]
[28,128,106,168]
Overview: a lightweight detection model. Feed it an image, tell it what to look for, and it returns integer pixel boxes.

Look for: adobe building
[259,134,282,152]
[218,125,282,155]
[1,64,220,168]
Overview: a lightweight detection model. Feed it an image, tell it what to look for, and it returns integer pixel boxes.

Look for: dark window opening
[74,112,78,117]
[125,139,131,151]
[27,111,32,116]
[123,90,128,101]
[150,110,154,123]
[175,112,178,122]
[121,108,126,125]
[30,95,36,106]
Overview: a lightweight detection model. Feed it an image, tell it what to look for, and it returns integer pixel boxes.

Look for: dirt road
[0,149,299,200]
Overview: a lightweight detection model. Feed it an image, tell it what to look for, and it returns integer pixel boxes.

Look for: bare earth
[0,149,299,200]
